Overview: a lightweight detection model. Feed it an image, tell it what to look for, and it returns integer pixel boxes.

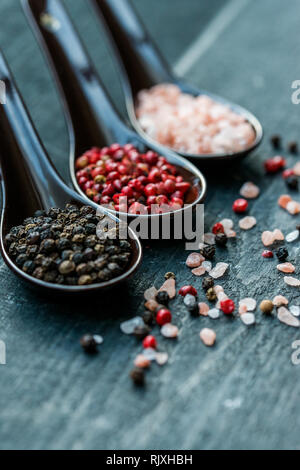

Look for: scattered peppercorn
[215,233,228,247]
[282,169,295,179]
[5,204,132,286]
[212,223,224,235]
[206,288,217,302]
[130,367,145,386]
[142,311,155,326]
[156,308,172,326]
[133,325,151,340]
[156,291,169,305]
[285,176,298,190]
[178,285,197,297]
[143,335,157,349]
[260,300,274,314]
[262,250,274,259]
[232,198,248,213]
[80,334,98,353]
[276,246,289,262]
[270,134,281,149]
[200,245,215,260]
[165,272,176,280]
[288,141,298,154]
[202,276,214,291]
[264,156,286,173]
[220,299,235,315]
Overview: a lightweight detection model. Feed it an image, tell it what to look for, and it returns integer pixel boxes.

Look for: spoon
[91,0,263,163]
[0,50,142,294]
[22,0,206,223]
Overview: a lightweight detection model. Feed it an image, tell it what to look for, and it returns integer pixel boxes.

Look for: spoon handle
[0,51,72,224]
[91,0,174,94]
[23,0,130,157]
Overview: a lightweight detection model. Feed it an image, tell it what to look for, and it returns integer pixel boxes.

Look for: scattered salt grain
[213,285,224,295]
[144,286,157,301]
[239,216,257,230]
[191,266,206,277]
[286,201,300,215]
[284,276,300,287]
[277,262,295,273]
[202,261,212,272]
[293,161,300,176]
[203,233,215,245]
[161,323,179,338]
[240,313,256,325]
[145,299,159,312]
[143,348,157,361]
[277,306,300,327]
[273,229,284,241]
[186,252,204,268]
[273,295,289,306]
[159,278,176,299]
[155,352,169,366]
[93,335,104,345]
[239,303,248,315]
[240,182,260,199]
[210,262,229,279]
[286,230,299,243]
[120,317,144,335]
[290,305,300,317]
[134,355,151,368]
[208,308,220,319]
[261,231,274,246]
[278,194,292,209]
[220,219,233,230]
[198,302,209,316]
[239,298,256,311]
[225,229,237,238]
[200,328,216,347]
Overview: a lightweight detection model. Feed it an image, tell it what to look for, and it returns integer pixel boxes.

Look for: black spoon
[22,0,206,223]
[91,0,263,163]
[0,50,142,294]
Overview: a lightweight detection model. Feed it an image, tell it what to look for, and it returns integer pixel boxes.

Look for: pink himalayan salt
[198,302,210,316]
[136,84,256,155]
[225,229,237,238]
[202,261,212,272]
[144,286,158,301]
[213,285,224,295]
[192,266,206,276]
[273,295,289,306]
[145,299,159,312]
[161,323,179,338]
[284,276,300,287]
[240,313,256,325]
[134,355,151,368]
[155,352,169,366]
[278,194,292,209]
[262,231,275,246]
[293,162,300,176]
[273,229,284,241]
[240,182,260,199]
[200,328,216,347]
[217,291,228,301]
[239,216,257,230]
[277,307,300,328]
[203,233,215,245]
[159,278,176,299]
[220,218,233,230]
[239,303,248,315]
[186,252,204,268]
[239,298,256,311]
[277,262,295,273]
[210,262,229,279]
[286,201,300,215]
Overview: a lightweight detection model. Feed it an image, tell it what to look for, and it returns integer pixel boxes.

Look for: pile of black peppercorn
[5,204,132,286]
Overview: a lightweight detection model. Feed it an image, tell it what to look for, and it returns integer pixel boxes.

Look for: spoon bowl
[22,0,206,225]
[91,0,263,163]
[0,51,142,294]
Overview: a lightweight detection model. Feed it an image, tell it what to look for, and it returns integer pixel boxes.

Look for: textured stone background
[0,0,300,450]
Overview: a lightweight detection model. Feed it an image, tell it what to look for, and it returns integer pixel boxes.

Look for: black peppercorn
[142,311,155,326]
[206,287,217,302]
[80,334,98,353]
[276,246,289,262]
[215,233,228,246]
[15,254,28,267]
[72,252,84,265]
[27,231,40,245]
[270,134,281,149]
[133,325,151,340]
[156,291,169,305]
[41,238,56,254]
[202,276,214,291]
[200,245,215,260]
[288,141,298,154]
[130,367,145,386]
[22,260,36,274]
[286,176,298,190]
[57,238,71,251]
[85,223,97,235]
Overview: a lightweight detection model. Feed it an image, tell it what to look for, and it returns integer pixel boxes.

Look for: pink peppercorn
[232,199,248,213]
[220,299,235,315]
[178,285,197,297]
[212,223,224,235]
[262,250,274,258]
[156,309,172,326]
[143,335,157,349]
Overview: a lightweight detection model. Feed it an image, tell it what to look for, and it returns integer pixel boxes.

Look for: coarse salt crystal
[198,302,209,316]
[200,328,216,346]
[93,335,104,345]
[286,230,299,242]
[277,306,300,327]
[240,313,256,325]
[240,182,260,199]
[134,355,151,368]
[277,262,295,273]
[120,316,144,335]
[273,229,284,241]
[273,295,289,306]
[286,201,300,215]
[239,216,257,230]
[191,266,206,277]
[159,278,176,299]
[239,303,248,315]
[261,231,274,246]
[284,276,300,287]
[210,262,229,279]
[278,194,292,209]
[144,286,158,301]
[143,348,157,361]
[239,298,257,311]
[145,299,159,312]
[161,323,179,338]
[220,218,233,230]
[203,233,215,245]
[155,352,169,366]
[208,308,220,319]
[213,285,224,295]
[293,162,300,176]
[186,252,204,268]
[290,305,300,317]
[202,261,212,272]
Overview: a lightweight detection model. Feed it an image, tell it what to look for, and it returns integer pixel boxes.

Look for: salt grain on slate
[161,323,179,338]
[203,233,216,245]
[277,263,295,273]
[240,182,260,199]
[214,285,224,295]
[145,299,159,311]
[286,230,299,243]
[202,261,212,272]
[239,298,256,311]
[120,317,144,335]
[277,306,300,327]
[200,328,216,347]
[240,313,256,325]
[144,286,158,301]
[184,294,197,310]
[93,335,104,345]
[143,348,157,361]
[284,276,300,287]
[210,262,229,279]
[290,305,300,317]
[239,303,248,315]
[191,266,206,276]
[220,219,233,230]
[134,355,151,368]
[208,308,220,319]
[159,278,176,299]
[186,252,204,268]
[239,216,257,230]
[198,302,209,316]
[273,295,289,306]
[155,352,169,366]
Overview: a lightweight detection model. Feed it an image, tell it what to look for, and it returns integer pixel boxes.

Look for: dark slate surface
[0,0,300,450]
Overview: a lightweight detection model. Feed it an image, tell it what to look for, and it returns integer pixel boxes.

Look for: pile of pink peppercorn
[75,144,191,214]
